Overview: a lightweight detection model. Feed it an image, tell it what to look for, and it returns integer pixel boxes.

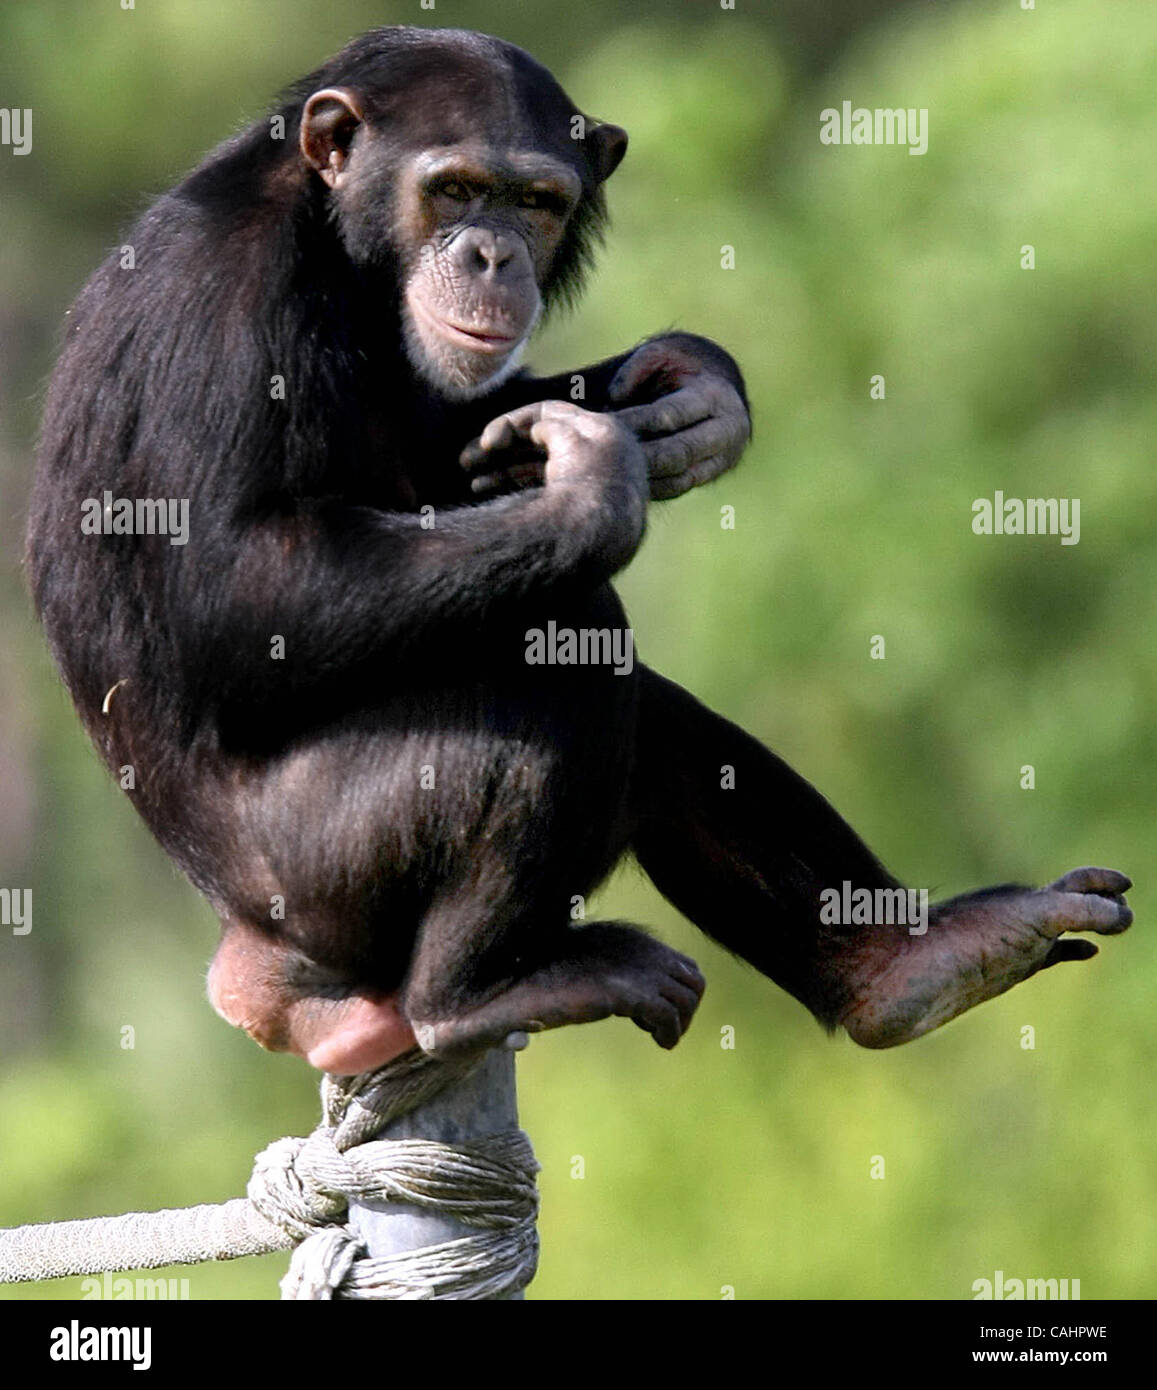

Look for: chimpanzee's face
[298,70,626,399]
[392,141,581,398]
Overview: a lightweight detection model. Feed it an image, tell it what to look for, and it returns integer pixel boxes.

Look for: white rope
[0,1199,290,1282]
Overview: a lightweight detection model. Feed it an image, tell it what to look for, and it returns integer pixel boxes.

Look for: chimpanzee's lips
[438,319,519,352]
[411,294,520,354]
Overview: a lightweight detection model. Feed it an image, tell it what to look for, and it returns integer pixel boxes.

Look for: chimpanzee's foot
[841,867,1132,1048]
[408,921,705,1057]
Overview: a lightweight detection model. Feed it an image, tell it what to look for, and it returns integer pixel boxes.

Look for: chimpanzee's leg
[403,906,703,1056]
[630,666,1132,1047]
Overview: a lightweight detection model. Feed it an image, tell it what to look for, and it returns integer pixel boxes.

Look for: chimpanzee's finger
[613,386,715,441]
[469,461,546,496]
[460,401,589,468]
[641,415,741,479]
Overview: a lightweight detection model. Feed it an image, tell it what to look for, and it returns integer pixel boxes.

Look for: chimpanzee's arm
[179,402,646,706]
[503,332,749,409]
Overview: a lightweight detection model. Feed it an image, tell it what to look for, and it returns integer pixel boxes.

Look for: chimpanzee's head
[296,28,627,398]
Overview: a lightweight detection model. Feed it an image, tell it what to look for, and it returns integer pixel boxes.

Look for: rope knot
[247,1132,350,1240]
[0,1047,539,1300]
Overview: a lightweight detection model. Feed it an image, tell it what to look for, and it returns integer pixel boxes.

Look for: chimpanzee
[28,27,1131,1075]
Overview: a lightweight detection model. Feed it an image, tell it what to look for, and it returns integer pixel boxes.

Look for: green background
[0,0,1153,1300]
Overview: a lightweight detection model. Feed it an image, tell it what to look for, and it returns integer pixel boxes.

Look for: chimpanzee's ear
[588,122,628,184]
[300,87,365,188]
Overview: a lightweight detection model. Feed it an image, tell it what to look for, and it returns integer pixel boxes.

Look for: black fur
[28,28,898,1061]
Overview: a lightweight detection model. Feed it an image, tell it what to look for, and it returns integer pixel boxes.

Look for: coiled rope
[0,1048,539,1300]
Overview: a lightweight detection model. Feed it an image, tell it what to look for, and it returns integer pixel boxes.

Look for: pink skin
[207,924,417,1074]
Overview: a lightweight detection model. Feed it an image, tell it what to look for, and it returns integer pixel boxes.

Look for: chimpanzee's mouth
[438,319,519,352]
[410,293,520,354]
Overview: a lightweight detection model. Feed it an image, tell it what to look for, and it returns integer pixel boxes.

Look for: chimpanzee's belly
[202,583,641,938]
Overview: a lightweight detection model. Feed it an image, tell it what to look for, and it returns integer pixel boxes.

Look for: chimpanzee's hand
[461,399,648,499]
[461,400,649,568]
[608,334,751,500]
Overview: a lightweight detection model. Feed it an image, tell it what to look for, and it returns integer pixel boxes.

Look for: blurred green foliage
[0,0,1153,1300]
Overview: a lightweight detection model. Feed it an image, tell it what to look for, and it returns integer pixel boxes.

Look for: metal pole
[346,1047,528,1299]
